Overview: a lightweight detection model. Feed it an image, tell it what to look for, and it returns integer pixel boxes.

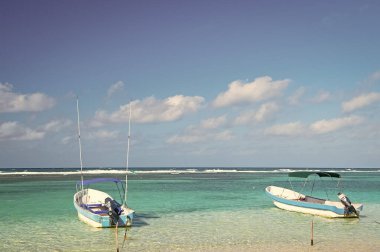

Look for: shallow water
[0,168,379,251]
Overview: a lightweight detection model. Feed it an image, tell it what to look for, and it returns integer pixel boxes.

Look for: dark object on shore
[311,219,314,246]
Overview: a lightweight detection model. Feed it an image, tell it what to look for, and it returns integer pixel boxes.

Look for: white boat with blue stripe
[74,178,134,228]
[265,172,363,218]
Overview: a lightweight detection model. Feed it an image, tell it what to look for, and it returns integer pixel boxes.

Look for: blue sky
[1,0,379,168]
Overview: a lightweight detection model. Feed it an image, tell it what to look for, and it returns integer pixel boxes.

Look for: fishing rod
[76,97,84,191]
[124,101,131,206]
[122,102,132,248]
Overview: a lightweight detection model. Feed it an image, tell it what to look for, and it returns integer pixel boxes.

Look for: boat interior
[299,195,326,204]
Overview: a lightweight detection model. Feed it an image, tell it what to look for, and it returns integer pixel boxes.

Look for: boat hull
[266,186,363,218]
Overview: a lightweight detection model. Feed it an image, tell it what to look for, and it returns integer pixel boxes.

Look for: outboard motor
[337,193,359,217]
[105,197,123,224]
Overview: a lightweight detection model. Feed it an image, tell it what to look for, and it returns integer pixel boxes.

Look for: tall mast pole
[124,102,131,206]
[76,97,84,191]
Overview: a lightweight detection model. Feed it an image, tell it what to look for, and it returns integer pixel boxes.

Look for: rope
[115,183,123,204]
[122,221,129,248]
[289,178,294,192]
[300,177,308,194]
[115,221,119,252]
[324,176,330,200]
[310,176,316,195]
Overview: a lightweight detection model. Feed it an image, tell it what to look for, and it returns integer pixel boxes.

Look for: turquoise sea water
[1,168,379,251]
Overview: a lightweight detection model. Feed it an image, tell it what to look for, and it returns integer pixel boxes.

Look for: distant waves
[0,167,379,176]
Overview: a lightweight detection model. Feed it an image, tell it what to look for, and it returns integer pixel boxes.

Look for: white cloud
[40,119,73,132]
[61,136,73,145]
[167,115,232,144]
[87,129,119,140]
[0,119,73,142]
[200,115,227,129]
[359,70,380,88]
[264,122,305,136]
[233,110,256,125]
[310,115,363,134]
[107,81,124,98]
[92,95,205,125]
[234,102,279,125]
[214,130,234,141]
[0,121,45,141]
[0,83,55,113]
[369,70,380,82]
[264,116,364,137]
[167,129,233,144]
[312,90,331,103]
[342,92,380,112]
[167,134,202,144]
[288,87,306,105]
[212,76,290,107]
[254,102,279,122]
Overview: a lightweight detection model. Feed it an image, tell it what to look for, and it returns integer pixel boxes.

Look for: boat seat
[84,203,103,208]
[81,204,110,214]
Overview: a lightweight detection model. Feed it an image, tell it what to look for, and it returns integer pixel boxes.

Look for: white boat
[73,98,134,227]
[73,178,134,227]
[265,171,363,218]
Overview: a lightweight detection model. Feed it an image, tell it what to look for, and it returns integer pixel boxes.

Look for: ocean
[0,167,379,251]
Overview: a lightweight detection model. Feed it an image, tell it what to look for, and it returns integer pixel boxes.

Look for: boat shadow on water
[131,212,160,227]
